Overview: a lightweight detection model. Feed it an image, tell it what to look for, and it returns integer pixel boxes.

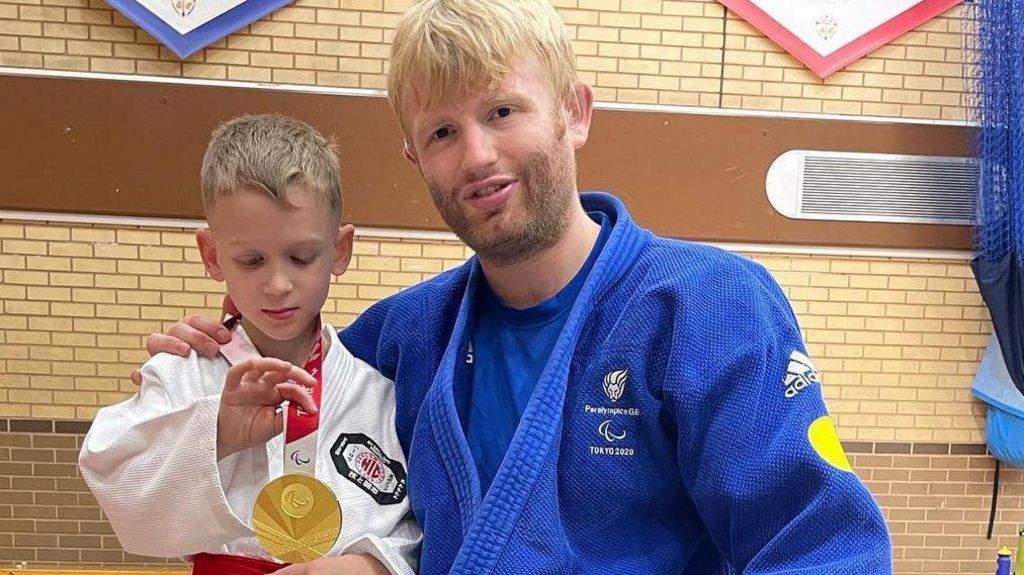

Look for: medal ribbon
[219,313,323,476]
[282,328,323,476]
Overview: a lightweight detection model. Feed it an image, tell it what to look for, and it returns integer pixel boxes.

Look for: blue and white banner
[105,0,294,59]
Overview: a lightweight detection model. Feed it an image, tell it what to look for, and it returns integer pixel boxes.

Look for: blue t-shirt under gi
[465,213,611,493]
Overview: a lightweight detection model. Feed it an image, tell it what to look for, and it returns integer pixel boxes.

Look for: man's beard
[428,140,578,267]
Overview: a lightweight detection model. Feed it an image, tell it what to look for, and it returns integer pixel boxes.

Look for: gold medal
[253,473,342,562]
[234,321,341,562]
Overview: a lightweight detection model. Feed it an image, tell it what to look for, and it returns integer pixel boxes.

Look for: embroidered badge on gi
[784,350,821,398]
[331,433,407,505]
[603,369,628,402]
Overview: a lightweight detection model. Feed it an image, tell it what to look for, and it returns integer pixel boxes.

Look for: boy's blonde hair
[201,114,342,220]
[387,0,577,136]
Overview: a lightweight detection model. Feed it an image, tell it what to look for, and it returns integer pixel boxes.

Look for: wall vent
[766,150,977,225]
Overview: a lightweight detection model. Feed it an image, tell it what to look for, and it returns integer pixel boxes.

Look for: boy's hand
[270,554,390,575]
[217,357,318,461]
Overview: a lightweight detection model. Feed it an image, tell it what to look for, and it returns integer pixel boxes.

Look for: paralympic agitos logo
[290,450,311,466]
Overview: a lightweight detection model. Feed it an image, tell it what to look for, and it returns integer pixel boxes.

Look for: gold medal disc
[253,474,342,562]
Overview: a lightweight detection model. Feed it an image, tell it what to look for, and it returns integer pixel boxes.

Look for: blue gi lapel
[424,192,651,572]
[424,260,485,533]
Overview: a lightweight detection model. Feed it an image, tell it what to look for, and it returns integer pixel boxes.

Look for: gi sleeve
[665,261,892,574]
[78,352,264,557]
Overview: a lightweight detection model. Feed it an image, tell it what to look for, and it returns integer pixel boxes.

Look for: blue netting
[970,1,1024,262]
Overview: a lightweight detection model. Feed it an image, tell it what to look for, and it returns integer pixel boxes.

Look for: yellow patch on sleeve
[807,416,853,472]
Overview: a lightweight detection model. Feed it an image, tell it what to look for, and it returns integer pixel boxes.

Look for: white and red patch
[331,433,408,505]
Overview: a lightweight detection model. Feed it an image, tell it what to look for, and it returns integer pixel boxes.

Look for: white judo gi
[79,325,420,574]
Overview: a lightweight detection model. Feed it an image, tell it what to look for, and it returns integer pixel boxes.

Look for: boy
[79,114,419,575]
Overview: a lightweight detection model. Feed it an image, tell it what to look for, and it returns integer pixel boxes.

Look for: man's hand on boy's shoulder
[270,554,391,575]
[131,295,237,386]
[216,357,318,461]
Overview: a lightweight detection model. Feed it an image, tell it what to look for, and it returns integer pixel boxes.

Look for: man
[142,1,893,572]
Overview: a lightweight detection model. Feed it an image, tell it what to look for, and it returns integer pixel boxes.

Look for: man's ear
[565,82,595,150]
[332,224,356,276]
[196,228,225,282]
[402,141,418,166]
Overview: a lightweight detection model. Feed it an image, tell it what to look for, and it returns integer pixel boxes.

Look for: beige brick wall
[0,0,967,120]
[0,1,1007,572]
[749,253,987,444]
[0,220,472,421]
[0,219,988,446]
[0,236,1010,574]
[852,447,1024,575]
[720,9,966,119]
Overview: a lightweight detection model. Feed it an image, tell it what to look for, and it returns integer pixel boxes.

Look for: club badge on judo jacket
[331,433,407,505]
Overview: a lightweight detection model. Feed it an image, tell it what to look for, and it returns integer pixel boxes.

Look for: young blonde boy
[80,114,419,575]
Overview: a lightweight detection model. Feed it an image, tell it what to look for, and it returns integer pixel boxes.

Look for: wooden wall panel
[0,73,972,249]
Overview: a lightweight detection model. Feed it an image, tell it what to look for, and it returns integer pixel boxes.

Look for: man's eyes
[427,106,514,143]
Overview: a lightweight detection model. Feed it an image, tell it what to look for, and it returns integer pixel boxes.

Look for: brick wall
[0,0,966,120]
[0,223,987,440]
[0,222,470,421]
[719,10,966,119]
[0,419,188,566]
[0,220,1013,573]
[0,0,1008,572]
[850,444,1024,574]
[749,253,987,444]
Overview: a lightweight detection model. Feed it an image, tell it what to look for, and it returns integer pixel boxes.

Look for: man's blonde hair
[201,114,342,220]
[387,0,577,135]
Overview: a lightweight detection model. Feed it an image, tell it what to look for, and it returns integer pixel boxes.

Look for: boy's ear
[332,224,355,276]
[196,228,225,282]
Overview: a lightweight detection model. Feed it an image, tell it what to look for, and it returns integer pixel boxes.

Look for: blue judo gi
[342,192,892,574]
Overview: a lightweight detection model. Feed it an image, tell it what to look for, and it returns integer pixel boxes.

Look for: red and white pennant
[717,0,963,78]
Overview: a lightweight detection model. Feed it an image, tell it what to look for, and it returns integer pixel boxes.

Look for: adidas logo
[784,350,820,399]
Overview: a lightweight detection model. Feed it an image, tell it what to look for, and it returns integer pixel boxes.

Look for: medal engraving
[281,482,315,519]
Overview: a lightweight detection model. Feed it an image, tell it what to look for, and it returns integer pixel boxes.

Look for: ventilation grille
[767,150,978,225]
